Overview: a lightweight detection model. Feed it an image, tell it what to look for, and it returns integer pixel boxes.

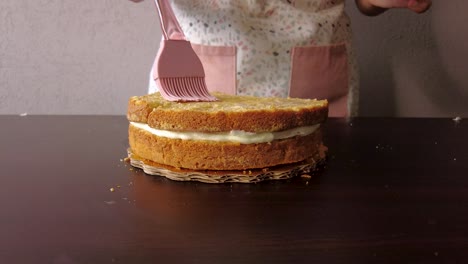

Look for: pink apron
[192,42,350,117]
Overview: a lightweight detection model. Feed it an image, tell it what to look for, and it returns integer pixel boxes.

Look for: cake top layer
[127,92,328,133]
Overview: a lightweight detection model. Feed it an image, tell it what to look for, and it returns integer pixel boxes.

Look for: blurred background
[1,0,467,117]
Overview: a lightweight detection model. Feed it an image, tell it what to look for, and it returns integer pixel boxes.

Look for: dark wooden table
[1,116,467,263]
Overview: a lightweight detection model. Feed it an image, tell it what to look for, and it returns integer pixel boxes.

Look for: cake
[126,92,328,181]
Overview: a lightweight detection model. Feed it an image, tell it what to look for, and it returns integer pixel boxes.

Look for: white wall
[1,0,160,115]
[1,0,467,117]
[347,1,468,117]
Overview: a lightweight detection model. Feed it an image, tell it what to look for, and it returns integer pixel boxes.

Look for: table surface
[1,116,467,263]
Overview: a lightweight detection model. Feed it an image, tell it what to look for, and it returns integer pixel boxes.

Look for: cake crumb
[19,112,28,117]
[104,201,116,205]
[110,187,115,192]
[301,174,312,179]
[123,157,130,162]
[453,116,462,123]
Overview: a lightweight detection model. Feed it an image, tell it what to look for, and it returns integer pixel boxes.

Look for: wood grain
[0,116,467,263]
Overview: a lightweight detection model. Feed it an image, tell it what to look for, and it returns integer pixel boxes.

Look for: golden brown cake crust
[128,124,324,171]
[127,98,151,124]
[127,92,328,133]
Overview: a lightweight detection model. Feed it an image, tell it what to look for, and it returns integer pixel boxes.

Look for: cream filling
[130,122,319,144]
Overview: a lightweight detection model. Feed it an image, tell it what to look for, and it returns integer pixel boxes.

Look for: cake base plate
[127,149,326,184]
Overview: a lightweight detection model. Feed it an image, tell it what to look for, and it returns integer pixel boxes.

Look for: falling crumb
[434,251,439,257]
[104,201,116,205]
[110,187,115,192]
[248,170,252,175]
[124,157,130,162]
[129,168,133,171]
[454,158,457,161]
[243,170,247,175]
[19,113,28,117]
[122,197,128,200]
[117,185,121,188]
[453,116,462,123]
[301,174,312,179]
[262,168,269,173]
[306,181,309,185]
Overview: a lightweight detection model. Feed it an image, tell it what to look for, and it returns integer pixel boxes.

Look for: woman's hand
[356,0,432,16]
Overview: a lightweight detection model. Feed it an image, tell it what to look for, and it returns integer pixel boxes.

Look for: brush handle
[154,0,186,41]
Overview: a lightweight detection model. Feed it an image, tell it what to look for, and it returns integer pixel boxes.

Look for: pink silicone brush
[153,0,217,102]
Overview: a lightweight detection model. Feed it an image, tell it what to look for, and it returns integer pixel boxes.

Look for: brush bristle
[158,77,217,102]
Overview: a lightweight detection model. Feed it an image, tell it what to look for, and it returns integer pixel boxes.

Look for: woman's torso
[157,0,357,116]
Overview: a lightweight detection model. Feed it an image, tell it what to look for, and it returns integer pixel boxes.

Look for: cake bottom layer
[128,124,326,171]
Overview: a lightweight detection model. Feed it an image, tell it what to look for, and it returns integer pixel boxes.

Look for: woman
[132,0,431,116]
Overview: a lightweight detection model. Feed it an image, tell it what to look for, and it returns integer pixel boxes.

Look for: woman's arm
[355,0,432,16]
